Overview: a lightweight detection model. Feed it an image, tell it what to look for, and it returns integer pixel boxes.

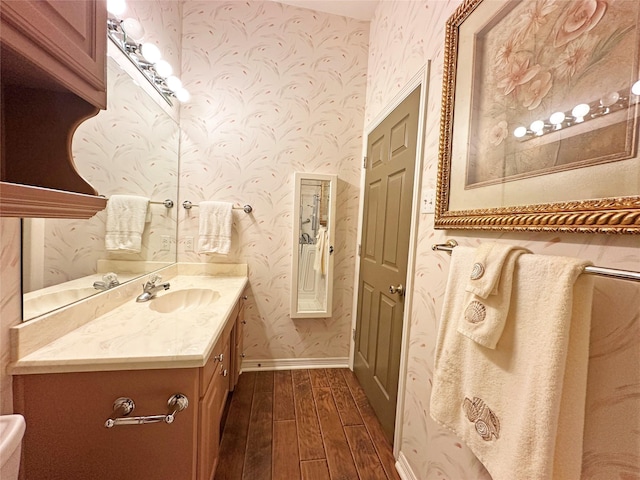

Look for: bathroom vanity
[10,265,247,480]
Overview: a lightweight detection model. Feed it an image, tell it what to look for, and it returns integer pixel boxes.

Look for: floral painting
[466,0,640,187]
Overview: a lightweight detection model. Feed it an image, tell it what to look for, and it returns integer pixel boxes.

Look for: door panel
[354,86,421,442]
[363,180,381,260]
[383,170,406,268]
[359,282,375,363]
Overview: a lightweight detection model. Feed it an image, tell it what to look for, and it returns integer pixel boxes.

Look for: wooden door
[354,86,420,442]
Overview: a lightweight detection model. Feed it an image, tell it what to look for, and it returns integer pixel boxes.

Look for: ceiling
[276,0,379,21]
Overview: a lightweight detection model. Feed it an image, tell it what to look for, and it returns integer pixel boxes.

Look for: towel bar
[182,200,252,213]
[150,199,174,208]
[104,198,174,208]
[104,394,188,428]
[432,241,640,283]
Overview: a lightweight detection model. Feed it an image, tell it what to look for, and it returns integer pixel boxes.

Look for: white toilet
[0,414,26,480]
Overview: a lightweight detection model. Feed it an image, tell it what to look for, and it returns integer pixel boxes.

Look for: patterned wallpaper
[178,1,369,361]
[365,1,640,479]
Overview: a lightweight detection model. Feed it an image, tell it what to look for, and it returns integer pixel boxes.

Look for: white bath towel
[313,227,327,275]
[105,194,149,253]
[197,201,233,254]
[431,245,594,480]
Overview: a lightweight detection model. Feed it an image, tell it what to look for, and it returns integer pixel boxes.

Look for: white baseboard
[396,452,418,480]
[241,357,349,371]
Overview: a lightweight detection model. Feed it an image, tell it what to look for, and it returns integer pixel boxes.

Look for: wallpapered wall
[177,1,369,362]
[365,1,640,478]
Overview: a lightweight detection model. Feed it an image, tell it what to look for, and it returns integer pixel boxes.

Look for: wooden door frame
[349,63,430,455]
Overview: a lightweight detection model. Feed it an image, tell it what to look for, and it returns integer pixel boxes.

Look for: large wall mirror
[21,52,179,321]
[291,173,337,319]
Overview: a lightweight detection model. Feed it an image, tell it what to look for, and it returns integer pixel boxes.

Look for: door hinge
[363,156,368,169]
[357,243,361,256]
[352,328,357,341]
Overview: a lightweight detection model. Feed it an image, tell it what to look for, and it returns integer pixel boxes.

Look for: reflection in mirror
[21,54,179,321]
[291,173,337,318]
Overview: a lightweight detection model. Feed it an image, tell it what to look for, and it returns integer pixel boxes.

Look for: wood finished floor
[215,368,401,480]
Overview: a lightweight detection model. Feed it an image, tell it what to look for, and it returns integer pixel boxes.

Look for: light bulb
[122,18,144,41]
[141,42,161,63]
[600,91,620,107]
[155,60,173,78]
[513,126,527,138]
[175,88,191,102]
[632,80,640,96]
[107,0,126,16]
[549,111,565,125]
[549,112,565,130]
[166,76,182,92]
[530,120,545,134]
[571,103,590,122]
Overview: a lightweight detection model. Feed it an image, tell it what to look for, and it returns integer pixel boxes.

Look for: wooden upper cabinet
[0,0,107,108]
[0,0,108,218]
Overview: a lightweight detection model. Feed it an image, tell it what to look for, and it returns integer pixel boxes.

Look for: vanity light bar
[106,17,189,106]
[512,82,640,142]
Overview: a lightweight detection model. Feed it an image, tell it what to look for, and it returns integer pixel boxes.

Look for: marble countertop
[11,273,248,375]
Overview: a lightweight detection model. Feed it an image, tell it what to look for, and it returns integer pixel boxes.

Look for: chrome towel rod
[150,199,174,208]
[103,197,174,208]
[182,200,253,213]
[432,240,640,283]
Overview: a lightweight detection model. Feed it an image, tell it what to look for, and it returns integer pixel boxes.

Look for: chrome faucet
[93,272,120,291]
[136,275,170,302]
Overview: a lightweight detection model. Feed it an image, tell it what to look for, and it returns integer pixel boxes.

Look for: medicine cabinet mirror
[21,53,179,321]
[291,173,337,318]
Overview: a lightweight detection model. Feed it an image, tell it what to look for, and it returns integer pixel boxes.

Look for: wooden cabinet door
[0,0,107,107]
[198,360,229,480]
[231,302,245,389]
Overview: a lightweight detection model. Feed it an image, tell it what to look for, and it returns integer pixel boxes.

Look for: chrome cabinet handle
[221,369,228,377]
[389,284,404,296]
[214,353,224,362]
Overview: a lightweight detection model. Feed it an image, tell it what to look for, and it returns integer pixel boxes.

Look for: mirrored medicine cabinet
[291,173,337,319]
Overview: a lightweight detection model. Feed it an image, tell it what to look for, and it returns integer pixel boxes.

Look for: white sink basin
[0,414,26,480]
[148,289,221,313]
[23,287,98,318]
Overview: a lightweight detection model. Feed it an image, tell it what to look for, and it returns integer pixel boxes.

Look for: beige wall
[177,1,369,363]
[0,219,21,414]
[365,1,640,478]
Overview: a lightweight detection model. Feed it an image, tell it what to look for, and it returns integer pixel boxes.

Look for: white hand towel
[197,201,233,254]
[431,246,594,480]
[105,195,149,253]
[458,243,530,348]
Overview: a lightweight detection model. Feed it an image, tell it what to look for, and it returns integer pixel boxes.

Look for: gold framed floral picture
[435,0,640,234]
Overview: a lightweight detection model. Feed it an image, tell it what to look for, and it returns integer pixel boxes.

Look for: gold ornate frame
[435,0,640,234]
